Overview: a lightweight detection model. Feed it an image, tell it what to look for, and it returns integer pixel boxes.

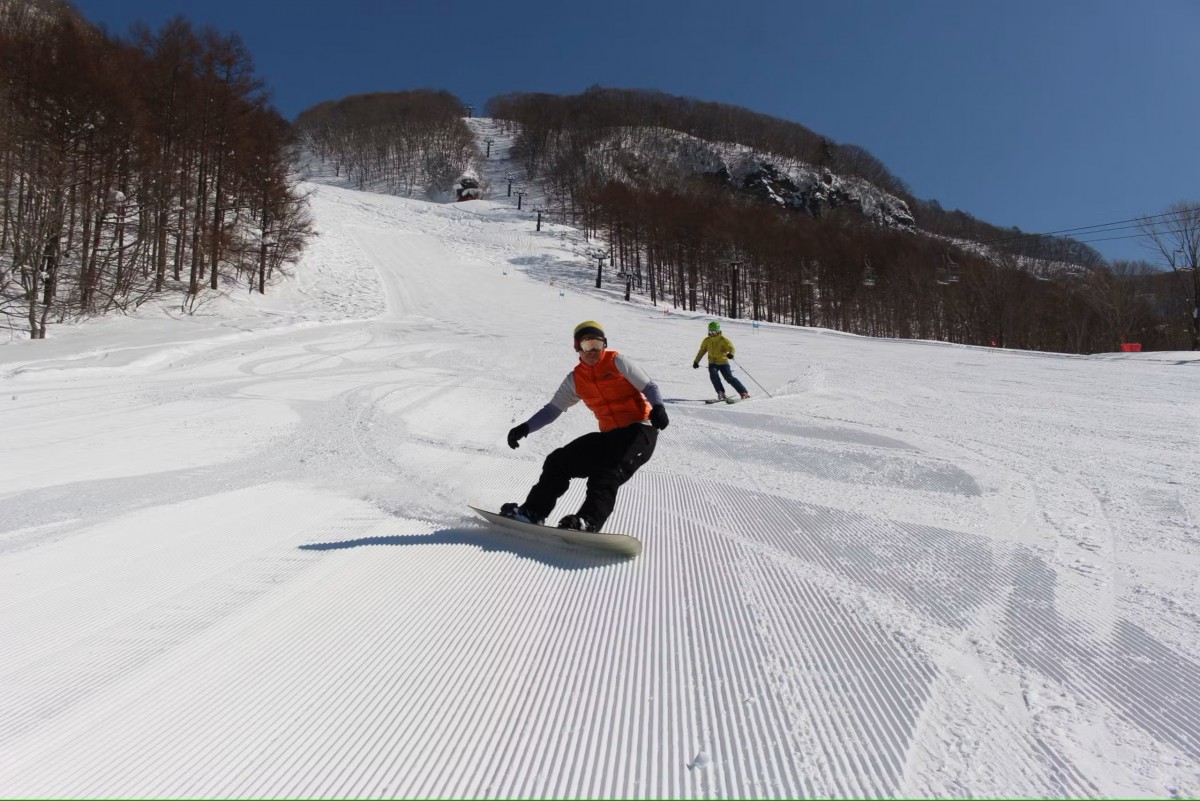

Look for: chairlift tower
[729,261,742,319]
[1170,247,1200,350]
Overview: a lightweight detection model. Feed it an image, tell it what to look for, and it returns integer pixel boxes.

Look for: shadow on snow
[298,524,630,571]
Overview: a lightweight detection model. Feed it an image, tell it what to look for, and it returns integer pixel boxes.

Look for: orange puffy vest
[574,350,651,433]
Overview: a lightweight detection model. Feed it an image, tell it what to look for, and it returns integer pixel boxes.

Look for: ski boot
[557,514,598,533]
[500,503,542,525]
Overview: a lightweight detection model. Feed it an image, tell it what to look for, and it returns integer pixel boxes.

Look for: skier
[693,321,749,401]
[501,320,669,533]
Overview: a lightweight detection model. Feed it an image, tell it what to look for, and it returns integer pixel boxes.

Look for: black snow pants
[522,422,658,531]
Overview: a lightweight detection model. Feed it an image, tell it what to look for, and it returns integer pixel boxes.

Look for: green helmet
[708,321,721,334]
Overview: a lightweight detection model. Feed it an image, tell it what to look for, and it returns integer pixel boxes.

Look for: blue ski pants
[708,363,747,396]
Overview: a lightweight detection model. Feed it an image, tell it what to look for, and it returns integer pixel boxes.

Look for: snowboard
[468,506,642,557]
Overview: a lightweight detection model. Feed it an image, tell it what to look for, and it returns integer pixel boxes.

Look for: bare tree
[1138,202,1200,350]
[1083,260,1158,349]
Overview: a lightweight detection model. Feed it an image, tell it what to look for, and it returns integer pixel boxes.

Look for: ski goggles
[578,337,606,352]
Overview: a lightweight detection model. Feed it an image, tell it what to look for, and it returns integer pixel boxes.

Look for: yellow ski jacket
[694,333,735,366]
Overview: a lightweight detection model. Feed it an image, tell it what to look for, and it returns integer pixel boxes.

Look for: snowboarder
[501,320,669,533]
[693,321,749,401]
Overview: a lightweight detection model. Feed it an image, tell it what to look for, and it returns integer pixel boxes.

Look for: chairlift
[862,256,877,288]
[937,254,960,285]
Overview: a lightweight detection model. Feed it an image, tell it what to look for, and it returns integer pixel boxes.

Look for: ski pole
[733,360,772,398]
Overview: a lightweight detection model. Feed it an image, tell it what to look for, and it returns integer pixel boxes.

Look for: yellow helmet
[573,320,606,350]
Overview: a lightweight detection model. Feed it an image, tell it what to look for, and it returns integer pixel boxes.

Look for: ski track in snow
[1,121,1199,798]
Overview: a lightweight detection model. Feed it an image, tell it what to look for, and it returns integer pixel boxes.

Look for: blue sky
[73,0,1198,265]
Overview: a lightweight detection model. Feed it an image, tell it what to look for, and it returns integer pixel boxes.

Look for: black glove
[507,423,529,449]
[726,353,735,359]
[649,404,669,430]
[692,362,699,369]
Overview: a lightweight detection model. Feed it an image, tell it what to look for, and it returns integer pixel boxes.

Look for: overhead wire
[978,205,1200,249]
[1071,232,1157,245]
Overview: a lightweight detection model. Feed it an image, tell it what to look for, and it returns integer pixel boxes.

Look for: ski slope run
[1,169,1199,797]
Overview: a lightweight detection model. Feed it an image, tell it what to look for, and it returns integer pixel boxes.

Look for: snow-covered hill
[470,118,916,230]
[1,143,1198,796]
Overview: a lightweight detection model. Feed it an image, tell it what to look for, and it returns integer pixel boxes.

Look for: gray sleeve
[525,373,579,434]
[614,354,664,406]
[525,404,562,433]
[640,381,664,407]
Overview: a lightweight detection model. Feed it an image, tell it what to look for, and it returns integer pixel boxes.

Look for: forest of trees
[294,90,475,198]
[487,88,1190,353]
[0,0,311,338]
[574,181,1187,353]
[488,87,908,194]
[488,88,1102,261]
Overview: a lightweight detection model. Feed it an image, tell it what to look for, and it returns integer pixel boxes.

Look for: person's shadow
[299,525,632,570]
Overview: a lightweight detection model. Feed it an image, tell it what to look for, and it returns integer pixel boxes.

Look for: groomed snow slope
[2,137,1199,797]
